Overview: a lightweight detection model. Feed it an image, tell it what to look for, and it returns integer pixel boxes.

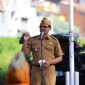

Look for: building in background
[0,0,85,37]
[60,0,85,38]
[0,0,57,37]
[0,0,59,37]
[0,0,37,37]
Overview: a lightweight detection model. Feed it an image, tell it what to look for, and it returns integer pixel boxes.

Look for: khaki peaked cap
[40,17,51,26]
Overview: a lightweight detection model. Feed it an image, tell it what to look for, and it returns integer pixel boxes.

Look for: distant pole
[65,71,70,85]
[74,72,79,85]
[69,0,74,85]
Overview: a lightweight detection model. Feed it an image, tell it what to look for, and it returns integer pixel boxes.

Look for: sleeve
[54,38,63,57]
[27,38,32,55]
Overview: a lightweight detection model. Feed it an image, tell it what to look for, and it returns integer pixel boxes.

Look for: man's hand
[44,60,51,68]
[44,56,62,68]
[23,35,30,41]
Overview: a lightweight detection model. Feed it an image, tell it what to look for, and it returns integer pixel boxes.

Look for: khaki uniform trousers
[31,65,56,85]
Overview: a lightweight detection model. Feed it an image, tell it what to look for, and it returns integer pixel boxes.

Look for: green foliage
[77,38,85,46]
[0,37,21,84]
[77,38,85,53]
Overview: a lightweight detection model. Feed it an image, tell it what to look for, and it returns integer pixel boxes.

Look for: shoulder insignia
[51,35,57,40]
[31,35,39,39]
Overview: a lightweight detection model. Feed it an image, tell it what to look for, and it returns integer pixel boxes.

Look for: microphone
[38,60,45,68]
[40,32,44,39]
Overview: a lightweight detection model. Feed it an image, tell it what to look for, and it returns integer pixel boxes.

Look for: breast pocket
[32,45,40,52]
[45,46,54,53]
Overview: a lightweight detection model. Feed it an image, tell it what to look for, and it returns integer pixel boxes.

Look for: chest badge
[35,48,38,51]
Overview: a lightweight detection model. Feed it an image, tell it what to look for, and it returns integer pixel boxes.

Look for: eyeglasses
[39,25,51,29]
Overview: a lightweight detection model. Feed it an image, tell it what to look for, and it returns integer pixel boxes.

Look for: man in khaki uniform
[22,17,63,85]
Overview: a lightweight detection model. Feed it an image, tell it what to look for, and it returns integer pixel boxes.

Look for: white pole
[65,71,70,85]
[74,71,79,85]
[69,0,74,85]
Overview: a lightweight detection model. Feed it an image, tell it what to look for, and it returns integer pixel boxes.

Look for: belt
[32,64,54,67]
[32,64,40,67]
[32,64,45,70]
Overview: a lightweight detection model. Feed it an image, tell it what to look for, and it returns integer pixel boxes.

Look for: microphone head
[40,32,44,39]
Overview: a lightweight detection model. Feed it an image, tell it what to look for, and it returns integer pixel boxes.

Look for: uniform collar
[39,34,51,40]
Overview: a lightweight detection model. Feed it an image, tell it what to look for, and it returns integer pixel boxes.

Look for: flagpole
[69,0,74,85]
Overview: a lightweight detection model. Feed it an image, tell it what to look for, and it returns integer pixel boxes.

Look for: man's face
[39,25,51,34]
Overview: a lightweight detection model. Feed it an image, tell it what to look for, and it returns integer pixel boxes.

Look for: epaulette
[31,35,39,39]
[51,35,58,40]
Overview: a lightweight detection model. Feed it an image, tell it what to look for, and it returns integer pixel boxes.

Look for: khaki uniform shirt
[27,34,63,64]
[27,34,63,85]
